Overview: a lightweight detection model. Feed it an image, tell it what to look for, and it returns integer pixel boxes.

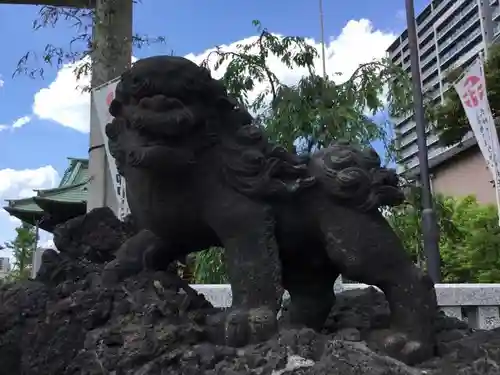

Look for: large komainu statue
[103,56,437,364]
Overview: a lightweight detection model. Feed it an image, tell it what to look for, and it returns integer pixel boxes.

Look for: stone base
[1,208,499,375]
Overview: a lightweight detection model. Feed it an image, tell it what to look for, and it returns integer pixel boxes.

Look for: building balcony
[436,1,477,41]
[421,63,438,82]
[399,131,439,150]
[419,38,436,57]
[398,134,440,163]
[420,47,437,67]
[419,25,434,42]
[438,16,479,53]
[423,76,440,91]
[418,0,452,33]
[440,28,482,67]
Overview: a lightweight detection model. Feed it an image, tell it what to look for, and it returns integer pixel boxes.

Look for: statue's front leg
[101,229,175,286]
[203,192,283,346]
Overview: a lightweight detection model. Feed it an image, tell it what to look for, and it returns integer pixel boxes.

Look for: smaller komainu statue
[103,55,438,365]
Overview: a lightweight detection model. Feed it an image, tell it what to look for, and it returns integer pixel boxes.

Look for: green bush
[440,196,500,283]
[388,192,500,283]
[192,247,228,284]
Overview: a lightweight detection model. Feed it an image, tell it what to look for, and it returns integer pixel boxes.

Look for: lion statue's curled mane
[106,56,403,212]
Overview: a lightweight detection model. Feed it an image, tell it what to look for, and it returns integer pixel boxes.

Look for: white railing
[190,283,500,330]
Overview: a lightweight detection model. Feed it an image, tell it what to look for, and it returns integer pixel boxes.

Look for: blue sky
[0,0,429,251]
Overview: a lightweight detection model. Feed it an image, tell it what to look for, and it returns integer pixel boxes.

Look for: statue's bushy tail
[308,142,405,212]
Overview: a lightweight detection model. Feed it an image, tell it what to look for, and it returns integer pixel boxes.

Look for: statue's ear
[109,99,123,117]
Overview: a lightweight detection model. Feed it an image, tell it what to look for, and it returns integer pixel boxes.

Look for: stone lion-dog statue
[102,55,437,365]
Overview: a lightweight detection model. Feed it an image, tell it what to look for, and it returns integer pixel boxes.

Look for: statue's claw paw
[247,306,278,343]
[206,307,278,347]
[400,340,425,361]
[369,329,434,365]
[383,332,407,353]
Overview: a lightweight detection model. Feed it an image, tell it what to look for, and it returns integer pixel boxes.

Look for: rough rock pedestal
[0,208,499,375]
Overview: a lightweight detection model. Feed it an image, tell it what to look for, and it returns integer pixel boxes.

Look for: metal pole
[319,0,327,78]
[318,0,344,292]
[405,0,441,283]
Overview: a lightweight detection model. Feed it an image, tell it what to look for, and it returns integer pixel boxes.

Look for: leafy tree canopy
[202,20,413,161]
[429,44,500,147]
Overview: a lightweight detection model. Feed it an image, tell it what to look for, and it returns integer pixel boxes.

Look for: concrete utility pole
[87,0,132,212]
[0,0,133,212]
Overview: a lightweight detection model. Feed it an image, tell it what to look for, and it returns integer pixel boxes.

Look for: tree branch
[0,0,95,7]
[256,31,278,100]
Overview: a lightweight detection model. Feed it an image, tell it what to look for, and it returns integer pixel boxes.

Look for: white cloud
[0,76,4,88]
[32,56,137,133]
[0,115,32,132]
[31,19,395,133]
[0,166,60,256]
[0,165,59,201]
[33,59,91,133]
[11,115,31,129]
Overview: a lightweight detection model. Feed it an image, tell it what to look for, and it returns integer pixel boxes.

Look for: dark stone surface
[0,226,497,374]
[103,55,438,364]
[53,207,131,263]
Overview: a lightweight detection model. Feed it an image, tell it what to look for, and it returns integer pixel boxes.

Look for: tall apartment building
[387,0,500,204]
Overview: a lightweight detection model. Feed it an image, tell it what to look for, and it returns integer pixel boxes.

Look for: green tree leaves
[202,21,413,161]
[440,196,500,283]
[193,248,228,284]
[3,222,37,281]
[387,185,462,270]
[387,191,500,283]
[17,3,167,82]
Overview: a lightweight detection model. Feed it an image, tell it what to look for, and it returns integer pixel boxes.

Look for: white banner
[91,78,130,220]
[454,57,500,224]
